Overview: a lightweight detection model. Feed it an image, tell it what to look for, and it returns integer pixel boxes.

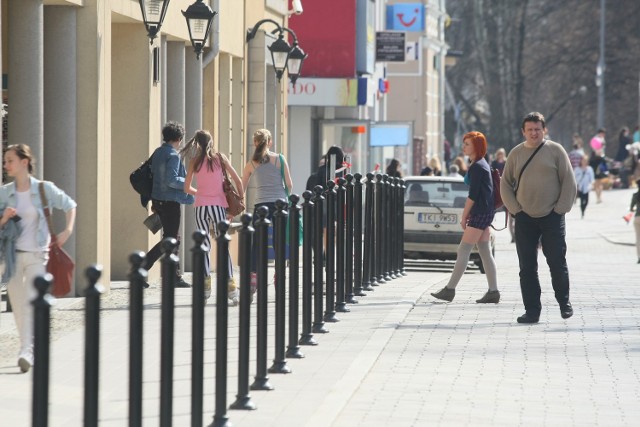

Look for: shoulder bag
[39,182,75,298]
[217,153,245,217]
[279,154,303,246]
[513,140,546,196]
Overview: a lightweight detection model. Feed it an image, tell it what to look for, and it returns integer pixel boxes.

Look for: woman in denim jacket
[142,121,195,287]
[0,144,76,373]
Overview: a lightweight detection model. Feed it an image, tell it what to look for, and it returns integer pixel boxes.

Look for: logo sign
[376,31,405,62]
[288,78,359,107]
[386,4,425,32]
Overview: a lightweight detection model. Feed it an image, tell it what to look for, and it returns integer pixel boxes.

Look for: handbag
[218,153,245,217]
[279,154,303,246]
[39,182,75,298]
[143,212,162,234]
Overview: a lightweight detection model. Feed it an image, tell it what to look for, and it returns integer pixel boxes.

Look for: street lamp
[268,33,292,81]
[182,0,217,59]
[286,42,308,84]
[138,0,171,44]
[247,19,308,83]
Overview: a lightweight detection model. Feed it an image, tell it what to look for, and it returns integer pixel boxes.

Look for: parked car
[403,175,495,273]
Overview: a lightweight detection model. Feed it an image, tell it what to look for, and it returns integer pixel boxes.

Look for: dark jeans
[577,191,589,216]
[514,211,571,316]
[144,199,182,275]
[252,202,276,272]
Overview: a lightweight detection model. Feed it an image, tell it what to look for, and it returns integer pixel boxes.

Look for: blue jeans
[514,211,571,316]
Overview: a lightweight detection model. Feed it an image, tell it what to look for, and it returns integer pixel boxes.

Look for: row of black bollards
[29,171,406,426]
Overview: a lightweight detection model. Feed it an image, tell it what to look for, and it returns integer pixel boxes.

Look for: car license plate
[418,213,457,224]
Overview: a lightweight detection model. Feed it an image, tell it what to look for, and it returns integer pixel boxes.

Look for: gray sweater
[500,140,577,218]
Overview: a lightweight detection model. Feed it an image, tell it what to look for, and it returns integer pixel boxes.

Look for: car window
[405,181,469,208]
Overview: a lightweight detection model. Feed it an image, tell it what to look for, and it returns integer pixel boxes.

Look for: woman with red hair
[431,131,500,304]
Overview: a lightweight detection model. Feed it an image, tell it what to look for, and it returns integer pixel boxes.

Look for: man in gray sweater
[500,112,577,324]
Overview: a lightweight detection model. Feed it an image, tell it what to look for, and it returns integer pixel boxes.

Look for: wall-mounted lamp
[138,0,171,44]
[247,19,308,83]
[182,0,217,59]
[139,0,217,59]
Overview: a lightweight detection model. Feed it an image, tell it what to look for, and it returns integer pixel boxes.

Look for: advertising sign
[386,3,425,32]
[288,78,359,107]
[370,123,412,147]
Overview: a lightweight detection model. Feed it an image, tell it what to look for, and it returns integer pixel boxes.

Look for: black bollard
[324,180,339,322]
[32,274,53,427]
[212,221,232,427]
[388,176,397,279]
[129,252,146,427]
[286,194,305,358]
[400,179,408,276]
[159,237,179,427]
[352,173,366,297]
[84,265,104,427]
[231,214,257,411]
[382,174,393,281]
[250,206,274,391]
[374,174,385,284]
[335,178,349,313]
[299,191,317,345]
[269,199,292,374]
[345,174,358,304]
[311,186,328,334]
[394,177,402,277]
[361,173,375,292]
[191,230,207,427]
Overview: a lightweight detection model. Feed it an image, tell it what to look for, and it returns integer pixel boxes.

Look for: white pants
[8,251,47,353]
[635,216,640,258]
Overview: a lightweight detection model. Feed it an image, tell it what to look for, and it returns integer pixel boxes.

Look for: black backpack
[130,157,153,199]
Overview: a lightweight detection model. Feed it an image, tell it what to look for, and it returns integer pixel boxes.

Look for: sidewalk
[1,187,639,426]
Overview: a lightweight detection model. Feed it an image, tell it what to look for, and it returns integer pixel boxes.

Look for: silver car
[403,175,495,273]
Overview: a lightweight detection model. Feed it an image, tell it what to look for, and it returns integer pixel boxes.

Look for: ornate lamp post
[182,0,217,59]
[247,19,308,83]
[138,0,171,44]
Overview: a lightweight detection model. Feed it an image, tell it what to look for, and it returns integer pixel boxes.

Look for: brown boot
[476,290,500,304]
[431,287,455,302]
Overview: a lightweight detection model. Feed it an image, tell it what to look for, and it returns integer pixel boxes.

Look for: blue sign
[386,4,425,32]
[370,123,411,147]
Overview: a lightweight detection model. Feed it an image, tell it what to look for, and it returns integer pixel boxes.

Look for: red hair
[463,131,487,161]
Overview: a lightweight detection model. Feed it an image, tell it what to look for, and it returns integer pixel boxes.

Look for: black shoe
[560,303,573,319]
[174,278,191,288]
[431,287,455,302]
[142,281,150,289]
[516,313,539,324]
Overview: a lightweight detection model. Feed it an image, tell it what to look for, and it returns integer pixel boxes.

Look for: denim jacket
[150,143,195,204]
[0,177,77,252]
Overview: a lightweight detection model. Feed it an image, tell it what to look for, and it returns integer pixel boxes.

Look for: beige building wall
[0,1,290,289]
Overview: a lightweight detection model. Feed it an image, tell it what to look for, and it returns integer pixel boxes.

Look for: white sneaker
[18,349,33,373]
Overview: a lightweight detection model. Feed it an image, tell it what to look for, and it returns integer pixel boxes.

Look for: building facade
[1,0,292,293]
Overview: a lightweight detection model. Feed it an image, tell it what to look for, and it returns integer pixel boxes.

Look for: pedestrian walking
[630,180,640,264]
[429,156,442,176]
[568,134,585,170]
[182,130,243,305]
[615,127,631,162]
[447,164,460,177]
[589,149,608,203]
[386,159,402,178]
[142,121,195,288]
[431,131,500,304]
[0,144,77,373]
[491,148,507,175]
[574,155,595,218]
[590,128,606,152]
[242,129,292,291]
[452,155,468,177]
[500,112,577,324]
